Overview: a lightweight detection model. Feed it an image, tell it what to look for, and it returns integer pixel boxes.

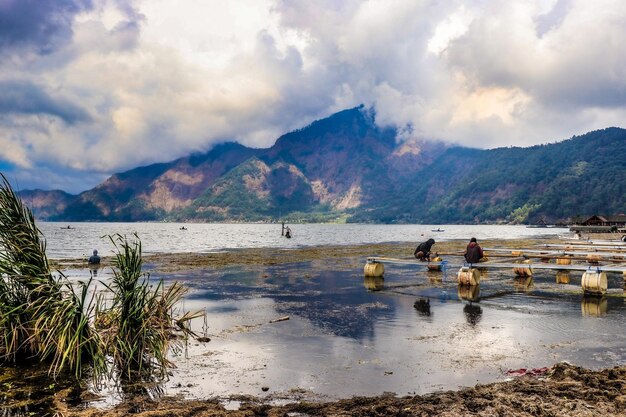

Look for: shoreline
[58,362,626,416]
[40,238,626,416]
[53,237,559,272]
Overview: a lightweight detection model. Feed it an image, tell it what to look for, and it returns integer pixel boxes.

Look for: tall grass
[0,173,103,379]
[100,234,199,381]
[0,173,198,387]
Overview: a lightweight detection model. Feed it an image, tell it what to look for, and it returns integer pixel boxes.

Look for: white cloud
[0,0,625,192]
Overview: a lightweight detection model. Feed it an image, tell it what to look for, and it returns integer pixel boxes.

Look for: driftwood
[269,316,290,323]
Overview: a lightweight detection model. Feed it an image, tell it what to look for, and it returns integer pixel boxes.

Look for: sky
[0,0,625,193]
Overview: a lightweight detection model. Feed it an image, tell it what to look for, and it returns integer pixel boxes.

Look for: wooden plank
[462,262,626,273]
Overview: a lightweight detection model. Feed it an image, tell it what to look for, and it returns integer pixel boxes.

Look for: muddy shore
[53,238,549,272]
[59,362,626,416]
[44,239,626,416]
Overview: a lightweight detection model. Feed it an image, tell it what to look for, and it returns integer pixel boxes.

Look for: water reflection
[513,276,533,292]
[79,263,626,402]
[463,303,483,326]
[477,268,489,280]
[556,271,570,284]
[363,276,384,291]
[458,284,480,302]
[413,298,431,316]
[581,296,608,316]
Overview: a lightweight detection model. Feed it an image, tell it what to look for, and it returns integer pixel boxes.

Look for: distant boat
[431,228,444,232]
[61,225,74,229]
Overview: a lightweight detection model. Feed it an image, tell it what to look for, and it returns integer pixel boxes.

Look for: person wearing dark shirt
[88,249,101,265]
[414,238,435,261]
[464,238,484,264]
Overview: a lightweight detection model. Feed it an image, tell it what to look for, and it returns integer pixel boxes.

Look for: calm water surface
[150,262,626,402]
[11,223,626,410]
[40,222,561,258]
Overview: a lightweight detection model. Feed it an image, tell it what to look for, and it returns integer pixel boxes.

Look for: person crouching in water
[414,238,435,261]
[464,237,483,264]
[88,249,101,265]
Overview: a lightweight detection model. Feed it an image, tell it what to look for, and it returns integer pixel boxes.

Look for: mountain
[175,157,319,222]
[17,189,76,220]
[350,127,626,224]
[20,107,626,224]
[59,142,261,221]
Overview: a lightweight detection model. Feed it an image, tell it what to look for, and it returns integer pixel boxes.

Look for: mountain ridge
[15,108,626,224]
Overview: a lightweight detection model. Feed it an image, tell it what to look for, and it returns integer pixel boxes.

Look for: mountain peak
[21,107,624,224]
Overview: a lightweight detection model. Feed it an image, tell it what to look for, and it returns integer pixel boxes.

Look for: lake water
[9,222,626,412]
[40,222,563,258]
[153,261,626,403]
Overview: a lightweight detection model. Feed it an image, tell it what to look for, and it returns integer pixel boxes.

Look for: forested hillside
[18,108,626,224]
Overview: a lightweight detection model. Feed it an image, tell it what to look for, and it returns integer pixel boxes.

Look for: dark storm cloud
[0,0,94,54]
[0,80,90,124]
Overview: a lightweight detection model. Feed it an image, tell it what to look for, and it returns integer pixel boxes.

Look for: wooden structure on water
[364,238,626,296]
[570,215,626,233]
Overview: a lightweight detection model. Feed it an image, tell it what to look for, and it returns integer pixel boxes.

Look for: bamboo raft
[364,239,626,296]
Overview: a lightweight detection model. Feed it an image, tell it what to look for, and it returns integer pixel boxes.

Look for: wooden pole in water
[439,251,625,262]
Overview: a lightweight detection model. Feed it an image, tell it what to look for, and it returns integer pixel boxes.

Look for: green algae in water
[0,365,82,417]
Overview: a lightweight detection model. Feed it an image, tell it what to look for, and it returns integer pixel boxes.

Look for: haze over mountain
[21,107,625,224]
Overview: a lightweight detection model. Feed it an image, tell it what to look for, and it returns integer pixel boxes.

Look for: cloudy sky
[1,0,625,193]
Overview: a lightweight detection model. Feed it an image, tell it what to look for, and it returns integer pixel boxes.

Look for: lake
[14,222,626,409]
[40,222,563,258]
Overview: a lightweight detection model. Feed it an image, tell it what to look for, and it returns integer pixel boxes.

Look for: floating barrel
[581,296,608,316]
[364,262,384,277]
[581,271,607,295]
[457,268,480,286]
[458,284,480,302]
[586,254,601,264]
[427,257,443,271]
[513,260,533,277]
[556,257,572,266]
[556,271,570,284]
[363,276,384,291]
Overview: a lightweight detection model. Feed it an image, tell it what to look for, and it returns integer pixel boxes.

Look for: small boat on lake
[431,228,444,232]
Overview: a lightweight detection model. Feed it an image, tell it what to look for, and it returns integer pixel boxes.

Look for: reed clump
[0,173,197,387]
[99,234,200,382]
